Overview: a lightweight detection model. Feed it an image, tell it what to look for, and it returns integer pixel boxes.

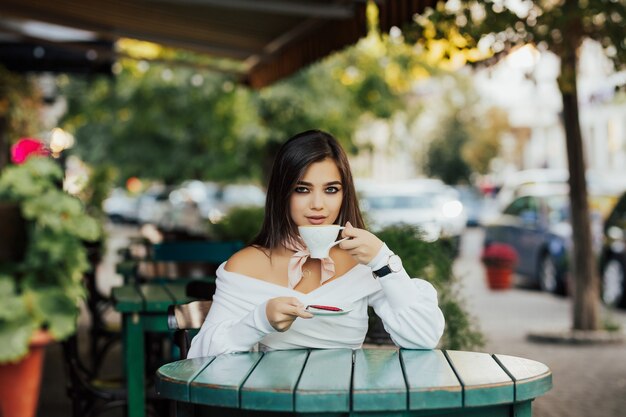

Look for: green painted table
[112,280,211,417]
[155,348,552,416]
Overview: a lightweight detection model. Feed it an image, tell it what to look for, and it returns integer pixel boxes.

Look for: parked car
[160,181,218,235]
[453,184,500,227]
[484,184,612,295]
[135,185,175,226]
[199,183,266,224]
[599,191,626,308]
[496,168,569,209]
[158,181,266,233]
[496,168,625,210]
[103,188,139,223]
[357,180,466,252]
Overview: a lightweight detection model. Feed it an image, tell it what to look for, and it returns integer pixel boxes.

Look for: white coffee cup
[298,225,348,259]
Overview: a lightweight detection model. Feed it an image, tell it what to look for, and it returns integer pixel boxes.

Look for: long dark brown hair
[251,130,365,250]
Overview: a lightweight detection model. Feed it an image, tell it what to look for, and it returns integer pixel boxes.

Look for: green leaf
[0,319,37,363]
[0,276,28,320]
[31,288,78,340]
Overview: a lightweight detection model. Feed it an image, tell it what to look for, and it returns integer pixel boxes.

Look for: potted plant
[481,243,518,290]
[370,224,484,350]
[0,138,101,417]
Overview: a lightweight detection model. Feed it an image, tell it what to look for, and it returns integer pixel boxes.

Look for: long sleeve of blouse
[369,268,445,349]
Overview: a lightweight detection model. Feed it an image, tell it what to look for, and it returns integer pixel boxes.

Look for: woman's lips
[306,216,326,225]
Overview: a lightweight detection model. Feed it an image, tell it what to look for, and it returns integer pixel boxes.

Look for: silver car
[358,180,466,252]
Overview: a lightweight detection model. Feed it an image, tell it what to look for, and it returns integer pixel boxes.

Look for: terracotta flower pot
[0,330,54,417]
[481,244,517,291]
[485,266,513,290]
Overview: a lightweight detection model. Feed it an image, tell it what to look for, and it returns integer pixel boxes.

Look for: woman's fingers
[341,221,359,238]
[296,307,314,319]
[266,297,313,332]
[339,222,383,265]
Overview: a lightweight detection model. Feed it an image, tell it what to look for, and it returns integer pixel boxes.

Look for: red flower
[11,138,49,164]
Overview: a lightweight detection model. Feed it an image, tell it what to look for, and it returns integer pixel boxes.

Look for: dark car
[600,192,626,308]
[484,185,611,295]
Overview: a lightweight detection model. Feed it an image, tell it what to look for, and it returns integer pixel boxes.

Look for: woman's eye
[294,186,309,193]
[326,186,340,194]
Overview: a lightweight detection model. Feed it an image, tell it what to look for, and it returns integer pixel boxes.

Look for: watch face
[389,255,402,272]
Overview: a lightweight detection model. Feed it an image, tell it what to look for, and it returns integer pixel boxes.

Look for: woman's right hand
[266,297,314,332]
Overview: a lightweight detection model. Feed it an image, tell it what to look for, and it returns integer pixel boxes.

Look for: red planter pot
[0,330,54,417]
[485,266,513,290]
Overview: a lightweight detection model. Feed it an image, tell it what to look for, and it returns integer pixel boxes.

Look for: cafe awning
[0,0,435,88]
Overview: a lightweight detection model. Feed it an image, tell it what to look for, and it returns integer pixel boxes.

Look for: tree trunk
[559,49,600,331]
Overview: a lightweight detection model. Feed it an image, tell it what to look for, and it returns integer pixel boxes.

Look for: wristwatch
[372,254,402,278]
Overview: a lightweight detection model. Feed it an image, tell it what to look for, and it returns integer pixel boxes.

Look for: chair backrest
[168,300,213,330]
[134,240,242,282]
[168,300,212,359]
[153,240,243,263]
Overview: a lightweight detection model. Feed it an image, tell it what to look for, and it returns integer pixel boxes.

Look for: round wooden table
[156,348,552,416]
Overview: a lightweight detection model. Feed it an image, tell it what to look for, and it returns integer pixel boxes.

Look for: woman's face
[289,158,343,227]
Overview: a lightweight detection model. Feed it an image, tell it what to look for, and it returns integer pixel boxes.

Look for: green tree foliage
[408,0,626,331]
[256,3,436,172]
[420,73,507,184]
[61,63,265,184]
[60,2,443,186]
[255,63,361,176]
[463,106,509,174]
[59,1,510,192]
[426,113,473,184]
[426,105,509,184]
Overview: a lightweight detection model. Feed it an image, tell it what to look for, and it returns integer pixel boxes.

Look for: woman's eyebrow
[296,180,343,186]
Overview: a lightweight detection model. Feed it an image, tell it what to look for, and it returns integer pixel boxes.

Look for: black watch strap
[373,265,392,278]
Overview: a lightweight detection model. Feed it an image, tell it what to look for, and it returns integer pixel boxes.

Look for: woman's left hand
[339,221,383,265]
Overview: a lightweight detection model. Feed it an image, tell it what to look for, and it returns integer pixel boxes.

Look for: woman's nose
[310,191,324,209]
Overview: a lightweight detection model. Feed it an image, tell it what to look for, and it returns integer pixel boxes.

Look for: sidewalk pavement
[456,228,626,417]
[37,225,626,416]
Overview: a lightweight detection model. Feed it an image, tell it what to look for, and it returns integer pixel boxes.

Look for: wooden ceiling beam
[149,0,355,19]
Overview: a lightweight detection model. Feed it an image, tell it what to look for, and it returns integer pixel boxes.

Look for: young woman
[188,130,444,357]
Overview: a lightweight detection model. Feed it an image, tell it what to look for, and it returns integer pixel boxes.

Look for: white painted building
[474,40,626,182]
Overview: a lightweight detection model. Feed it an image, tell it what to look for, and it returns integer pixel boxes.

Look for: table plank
[241,350,309,411]
[190,352,263,408]
[401,349,462,410]
[446,350,514,407]
[295,349,352,413]
[352,349,406,411]
[156,357,214,401]
[494,354,552,402]
[138,283,176,312]
[111,285,143,313]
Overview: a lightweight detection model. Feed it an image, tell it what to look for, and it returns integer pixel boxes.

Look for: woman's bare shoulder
[224,246,271,277]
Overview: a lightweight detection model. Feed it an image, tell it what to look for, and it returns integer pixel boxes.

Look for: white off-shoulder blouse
[187,261,445,358]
